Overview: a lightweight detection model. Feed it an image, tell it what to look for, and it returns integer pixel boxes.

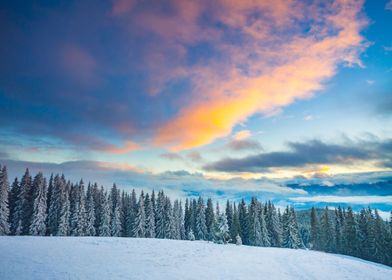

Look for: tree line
[0,165,391,266]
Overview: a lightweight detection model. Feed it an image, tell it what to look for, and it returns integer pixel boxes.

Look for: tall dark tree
[0,166,10,235]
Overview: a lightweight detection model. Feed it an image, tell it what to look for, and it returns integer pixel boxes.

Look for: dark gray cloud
[204,139,392,172]
[226,139,263,151]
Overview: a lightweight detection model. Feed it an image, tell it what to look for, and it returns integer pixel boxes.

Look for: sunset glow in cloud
[0,0,391,204]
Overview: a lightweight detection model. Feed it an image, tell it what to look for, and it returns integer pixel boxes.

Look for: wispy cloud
[160,152,183,161]
[291,195,392,205]
[153,0,368,150]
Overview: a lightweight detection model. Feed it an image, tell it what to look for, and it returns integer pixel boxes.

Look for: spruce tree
[29,172,47,236]
[0,166,10,235]
[9,177,21,235]
[343,207,358,256]
[86,184,96,236]
[206,198,215,241]
[282,206,303,249]
[133,192,146,238]
[144,193,155,238]
[320,207,334,252]
[57,184,70,236]
[20,169,33,235]
[99,192,111,236]
[310,207,319,250]
[195,197,207,240]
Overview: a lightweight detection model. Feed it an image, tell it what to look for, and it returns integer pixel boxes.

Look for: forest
[0,165,391,266]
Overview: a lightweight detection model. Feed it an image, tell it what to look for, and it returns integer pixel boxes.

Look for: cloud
[291,195,392,205]
[204,138,392,172]
[160,152,183,161]
[153,0,368,150]
[0,0,368,153]
[226,139,263,151]
[101,141,140,154]
[233,130,251,141]
[386,0,392,11]
[186,151,203,162]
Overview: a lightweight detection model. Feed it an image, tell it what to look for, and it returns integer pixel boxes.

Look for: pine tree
[230,203,240,242]
[133,192,146,238]
[144,193,155,238]
[282,206,303,249]
[75,181,88,236]
[110,184,121,236]
[266,202,282,247]
[259,205,270,247]
[214,212,230,244]
[0,166,10,235]
[195,197,207,240]
[206,198,215,241]
[343,206,358,256]
[310,207,319,250]
[47,175,65,236]
[86,185,96,236]
[57,184,70,236]
[9,177,20,235]
[248,197,262,246]
[320,207,334,252]
[238,199,248,245]
[29,172,47,236]
[164,196,175,239]
[334,206,344,253]
[20,169,33,235]
[99,192,111,236]
[110,185,121,237]
[155,191,165,239]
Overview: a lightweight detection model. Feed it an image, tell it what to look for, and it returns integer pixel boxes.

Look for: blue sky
[0,0,391,214]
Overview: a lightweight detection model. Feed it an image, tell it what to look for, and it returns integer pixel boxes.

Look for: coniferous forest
[0,165,391,266]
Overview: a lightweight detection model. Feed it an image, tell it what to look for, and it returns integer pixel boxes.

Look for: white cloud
[291,195,392,204]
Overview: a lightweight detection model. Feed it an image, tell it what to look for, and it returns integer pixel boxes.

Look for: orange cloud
[234,130,252,141]
[102,140,140,154]
[153,0,367,150]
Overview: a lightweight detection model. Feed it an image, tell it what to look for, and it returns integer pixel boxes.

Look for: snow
[0,236,391,280]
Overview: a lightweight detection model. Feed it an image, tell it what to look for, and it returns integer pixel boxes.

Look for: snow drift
[0,236,391,280]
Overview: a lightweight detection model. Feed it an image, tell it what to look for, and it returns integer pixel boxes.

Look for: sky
[0,0,391,214]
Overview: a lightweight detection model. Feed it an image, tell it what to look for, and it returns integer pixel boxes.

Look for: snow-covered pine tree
[206,198,215,241]
[57,183,70,236]
[99,192,111,236]
[9,177,20,235]
[335,206,344,254]
[86,184,96,236]
[195,197,207,240]
[320,206,334,252]
[230,203,240,242]
[20,168,33,235]
[121,191,130,237]
[144,193,155,238]
[155,191,165,239]
[0,166,10,235]
[282,206,303,249]
[343,206,358,256]
[259,204,270,247]
[248,197,262,246]
[179,201,185,240]
[225,200,233,239]
[47,175,64,236]
[172,200,181,240]
[76,181,88,236]
[10,177,23,235]
[29,172,47,236]
[127,189,137,237]
[164,196,175,239]
[92,184,102,235]
[133,192,146,238]
[266,202,282,247]
[110,184,121,237]
[238,199,248,245]
[310,207,319,250]
[213,212,230,244]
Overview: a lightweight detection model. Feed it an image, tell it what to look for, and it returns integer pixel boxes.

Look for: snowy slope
[0,236,391,280]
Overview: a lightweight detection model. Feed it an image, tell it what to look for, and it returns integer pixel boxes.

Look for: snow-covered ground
[0,236,391,280]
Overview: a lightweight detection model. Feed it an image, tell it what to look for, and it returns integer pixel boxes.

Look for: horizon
[1,0,391,215]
